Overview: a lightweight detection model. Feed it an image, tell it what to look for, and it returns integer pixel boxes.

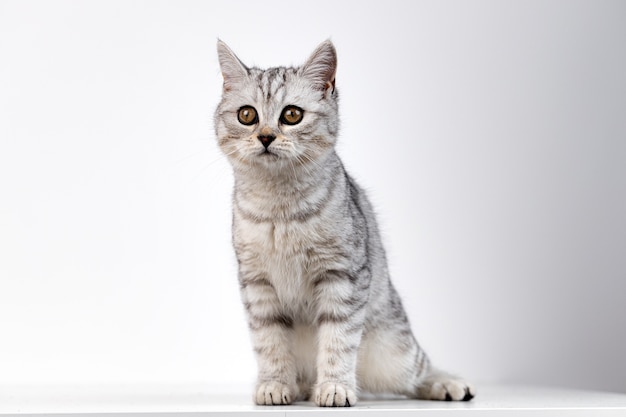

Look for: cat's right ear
[217,40,249,91]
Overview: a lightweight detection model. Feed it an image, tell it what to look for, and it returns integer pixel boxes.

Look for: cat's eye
[237,106,258,125]
[280,105,304,125]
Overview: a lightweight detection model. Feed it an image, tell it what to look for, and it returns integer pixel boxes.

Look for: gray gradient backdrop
[1,0,625,393]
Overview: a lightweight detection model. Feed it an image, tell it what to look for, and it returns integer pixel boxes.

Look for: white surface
[1,384,626,416]
[0,0,625,394]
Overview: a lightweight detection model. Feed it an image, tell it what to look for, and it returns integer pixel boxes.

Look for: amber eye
[237,106,258,125]
[280,105,304,125]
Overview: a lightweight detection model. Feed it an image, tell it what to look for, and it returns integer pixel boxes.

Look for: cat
[214,39,475,407]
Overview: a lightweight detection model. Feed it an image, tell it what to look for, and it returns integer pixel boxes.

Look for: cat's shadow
[284,394,477,409]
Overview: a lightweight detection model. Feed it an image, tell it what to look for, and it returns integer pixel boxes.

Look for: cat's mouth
[258,149,279,159]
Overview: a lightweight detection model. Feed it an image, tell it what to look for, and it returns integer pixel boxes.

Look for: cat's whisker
[187,149,239,184]
[297,149,326,173]
[203,149,236,168]
[168,149,207,168]
[287,158,300,183]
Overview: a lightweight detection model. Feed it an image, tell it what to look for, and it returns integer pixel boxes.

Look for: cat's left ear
[217,39,249,91]
[299,40,337,96]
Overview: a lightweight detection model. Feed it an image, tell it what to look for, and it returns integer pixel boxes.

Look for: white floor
[2,383,626,416]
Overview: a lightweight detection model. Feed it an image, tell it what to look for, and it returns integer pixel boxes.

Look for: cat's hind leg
[356,326,430,397]
[356,326,475,401]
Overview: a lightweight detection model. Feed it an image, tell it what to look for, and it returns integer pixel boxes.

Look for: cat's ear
[217,39,249,91]
[299,40,337,94]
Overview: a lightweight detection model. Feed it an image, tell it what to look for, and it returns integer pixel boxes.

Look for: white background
[1,0,625,394]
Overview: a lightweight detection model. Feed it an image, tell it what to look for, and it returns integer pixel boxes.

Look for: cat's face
[214,40,339,174]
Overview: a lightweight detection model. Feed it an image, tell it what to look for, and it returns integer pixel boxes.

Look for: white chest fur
[236,218,319,314]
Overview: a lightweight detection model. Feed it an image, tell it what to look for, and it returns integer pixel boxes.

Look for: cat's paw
[255,381,294,405]
[313,382,357,407]
[417,376,475,401]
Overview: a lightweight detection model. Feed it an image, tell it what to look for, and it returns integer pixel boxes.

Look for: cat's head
[214,40,339,174]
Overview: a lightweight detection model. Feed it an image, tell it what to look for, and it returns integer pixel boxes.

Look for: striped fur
[214,40,475,406]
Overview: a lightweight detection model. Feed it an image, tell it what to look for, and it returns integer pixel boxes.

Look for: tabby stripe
[248,313,294,330]
[295,124,318,138]
[345,172,372,262]
[239,275,273,290]
[343,321,366,334]
[414,348,430,380]
[389,295,407,318]
[324,343,359,355]
[243,298,278,312]
[312,270,357,288]
[316,299,367,325]
[355,262,370,276]
[253,345,285,357]
[355,278,372,293]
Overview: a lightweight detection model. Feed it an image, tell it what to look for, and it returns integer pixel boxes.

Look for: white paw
[255,381,294,405]
[418,374,475,401]
[314,382,357,407]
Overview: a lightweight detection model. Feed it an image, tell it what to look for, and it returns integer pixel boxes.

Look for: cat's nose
[257,134,276,149]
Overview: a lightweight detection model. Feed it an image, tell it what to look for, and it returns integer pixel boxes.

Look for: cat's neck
[232,151,343,221]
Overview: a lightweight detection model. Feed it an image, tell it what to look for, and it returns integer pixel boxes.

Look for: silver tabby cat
[214,39,475,407]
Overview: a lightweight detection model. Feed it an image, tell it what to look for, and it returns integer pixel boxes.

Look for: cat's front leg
[312,270,367,407]
[240,273,297,405]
